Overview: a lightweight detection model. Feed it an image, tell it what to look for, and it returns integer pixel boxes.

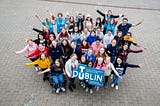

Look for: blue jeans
[52,73,64,89]
[110,55,116,64]
[112,74,120,86]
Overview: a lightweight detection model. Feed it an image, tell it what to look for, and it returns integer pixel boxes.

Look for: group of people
[15,9,146,94]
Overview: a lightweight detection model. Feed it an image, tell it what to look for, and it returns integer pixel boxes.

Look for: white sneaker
[82,84,85,89]
[85,88,89,92]
[89,89,93,94]
[35,67,39,72]
[111,83,114,88]
[61,87,66,92]
[115,86,118,90]
[56,88,60,94]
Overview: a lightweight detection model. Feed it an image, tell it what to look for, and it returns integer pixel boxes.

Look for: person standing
[65,53,78,92]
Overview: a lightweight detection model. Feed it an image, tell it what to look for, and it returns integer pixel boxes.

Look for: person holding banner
[94,57,106,91]
[85,61,94,94]
[104,57,121,89]
[79,55,87,88]
[84,47,96,64]
[112,57,144,90]
[65,53,78,92]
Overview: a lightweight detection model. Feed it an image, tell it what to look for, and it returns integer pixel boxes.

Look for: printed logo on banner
[72,64,104,87]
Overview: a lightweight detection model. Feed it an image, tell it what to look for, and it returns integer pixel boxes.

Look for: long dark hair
[61,39,71,52]
[54,59,64,70]
[114,56,124,67]
[80,39,89,47]
[95,17,102,28]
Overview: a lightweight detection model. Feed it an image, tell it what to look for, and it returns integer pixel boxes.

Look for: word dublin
[72,64,104,86]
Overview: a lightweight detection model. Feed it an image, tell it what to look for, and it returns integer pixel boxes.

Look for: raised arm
[25,59,39,66]
[46,9,56,24]
[96,10,105,17]
[35,15,43,23]
[132,19,144,27]
[126,63,140,68]
[15,45,28,54]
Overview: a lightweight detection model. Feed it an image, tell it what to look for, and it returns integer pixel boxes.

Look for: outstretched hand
[38,71,43,75]
[139,63,144,68]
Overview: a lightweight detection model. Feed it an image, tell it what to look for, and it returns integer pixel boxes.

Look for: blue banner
[72,64,104,87]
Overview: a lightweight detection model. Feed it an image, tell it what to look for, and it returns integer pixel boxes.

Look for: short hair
[123,18,128,21]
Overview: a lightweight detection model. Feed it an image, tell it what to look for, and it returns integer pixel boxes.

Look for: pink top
[16,43,38,59]
[95,64,106,72]
[91,42,103,54]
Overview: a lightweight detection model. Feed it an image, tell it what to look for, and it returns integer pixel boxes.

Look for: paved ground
[0,0,160,106]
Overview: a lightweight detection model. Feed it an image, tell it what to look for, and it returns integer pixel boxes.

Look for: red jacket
[27,47,49,58]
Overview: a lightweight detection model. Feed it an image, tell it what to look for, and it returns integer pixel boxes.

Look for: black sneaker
[69,86,73,92]
[73,84,76,89]
[43,77,46,82]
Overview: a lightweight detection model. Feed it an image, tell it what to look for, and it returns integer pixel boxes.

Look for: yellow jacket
[123,36,137,45]
[26,58,50,69]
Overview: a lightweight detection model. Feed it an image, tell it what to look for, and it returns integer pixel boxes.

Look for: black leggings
[104,76,109,84]
[68,77,75,88]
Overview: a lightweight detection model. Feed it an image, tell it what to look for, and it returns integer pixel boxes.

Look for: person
[94,17,102,30]
[70,41,80,60]
[91,37,104,54]
[49,40,63,63]
[80,28,89,41]
[26,43,49,58]
[38,59,66,94]
[87,30,97,45]
[58,28,69,41]
[96,9,123,34]
[118,44,146,62]
[25,53,51,82]
[121,32,140,47]
[67,16,75,34]
[47,33,57,46]
[69,26,81,46]
[104,18,119,35]
[52,13,66,34]
[104,57,121,89]
[85,61,94,94]
[84,47,95,64]
[96,27,104,40]
[61,39,73,64]
[95,47,108,61]
[103,29,114,48]
[96,9,123,25]
[114,31,123,46]
[105,39,119,63]
[15,39,39,71]
[117,18,144,36]
[75,12,85,32]
[35,15,55,34]
[83,14,94,32]
[34,33,48,47]
[79,55,87,88]
[65,53,78,92]
[111,57,144,90]
[93,57,106,91]
[79,39,89,56]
